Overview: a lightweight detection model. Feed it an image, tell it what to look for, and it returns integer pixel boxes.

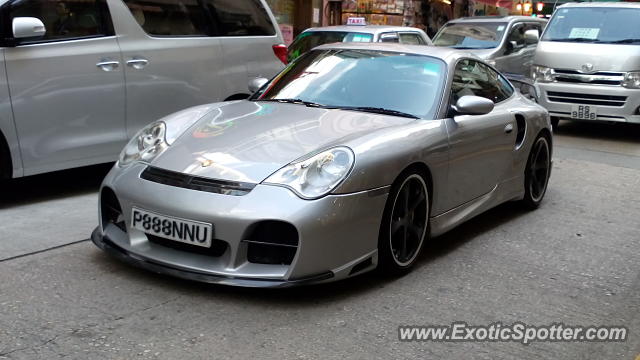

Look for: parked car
[532,2,640,128]
[433,16,547,78]
[287,23,432,62]
[92,43,553,287]
[0,0,286,180]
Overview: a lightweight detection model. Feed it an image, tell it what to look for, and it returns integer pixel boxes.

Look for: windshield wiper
[451,46,494,49]
[334,106,420,119]
[548,37,598,43]
[598,38,640,44]
[257,98,327,108]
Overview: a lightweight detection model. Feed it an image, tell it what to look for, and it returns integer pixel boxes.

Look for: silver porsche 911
[91,43,552,287]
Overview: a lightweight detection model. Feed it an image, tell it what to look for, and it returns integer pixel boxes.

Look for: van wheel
[551,117,560,131]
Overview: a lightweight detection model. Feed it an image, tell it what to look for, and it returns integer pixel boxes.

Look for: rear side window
[399,32,425,45]
[123,0,209,36]
[7,0,113,43]
[204,0,275,36]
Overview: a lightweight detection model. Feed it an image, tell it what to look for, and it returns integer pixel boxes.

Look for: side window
[123,0,209,36]
[204,0,275,36]
[399,32,425,45]
[379,32,399,43]
[451,59,514,104]
[8,0,113,43]
[506,23,525,51]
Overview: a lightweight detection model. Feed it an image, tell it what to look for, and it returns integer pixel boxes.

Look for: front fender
[333,119,450,216]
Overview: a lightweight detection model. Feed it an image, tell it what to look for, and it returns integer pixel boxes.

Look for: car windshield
[288,31,374,62]
[255,49,446,119]
[433,22,507,49]
[542,7,640,44]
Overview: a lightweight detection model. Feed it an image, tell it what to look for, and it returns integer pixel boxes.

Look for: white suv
[0,0,285,179]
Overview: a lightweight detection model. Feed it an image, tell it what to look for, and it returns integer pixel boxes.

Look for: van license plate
[571,105,597,120]
[131,207,212,247]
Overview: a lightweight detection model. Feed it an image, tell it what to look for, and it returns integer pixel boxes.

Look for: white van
[532,2,640,128]
[0,0,285,179]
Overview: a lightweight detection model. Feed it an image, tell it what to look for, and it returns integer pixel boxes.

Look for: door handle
[504,123,514,134]
[126,58,149,70]
[96,60,119,72]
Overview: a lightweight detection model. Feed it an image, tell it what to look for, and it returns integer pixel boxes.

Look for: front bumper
[92,164,389,287]
[91,227,334,288]
[536,82,640,123]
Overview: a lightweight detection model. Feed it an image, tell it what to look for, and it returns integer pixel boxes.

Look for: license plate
[131,207,212,248]
[571,105,597,120]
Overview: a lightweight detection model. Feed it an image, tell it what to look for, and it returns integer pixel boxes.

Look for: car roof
[301,25,427,35]
[447,15,547,24]
[558,1,640,8]
[313,42,476,63]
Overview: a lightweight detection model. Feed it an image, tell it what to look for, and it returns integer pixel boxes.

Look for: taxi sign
[346,17,367,26]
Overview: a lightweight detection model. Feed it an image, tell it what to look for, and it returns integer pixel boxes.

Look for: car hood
[466,48,498,59]
[151,101,415,183]
[534,41,640,71]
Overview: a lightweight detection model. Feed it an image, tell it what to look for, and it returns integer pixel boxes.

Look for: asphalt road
[0,120,638,359]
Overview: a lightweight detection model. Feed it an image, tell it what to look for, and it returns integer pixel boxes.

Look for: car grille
[546,91,627,107]
[140,166,256,196]
[552,69,624,86]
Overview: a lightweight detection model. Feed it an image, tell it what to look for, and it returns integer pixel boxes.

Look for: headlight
[263,147,355,199]
[622,71,640,89]
[531,65,554,83]
[118,121,168,167]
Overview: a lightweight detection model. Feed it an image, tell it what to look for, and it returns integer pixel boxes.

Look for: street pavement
[0,120,638,359]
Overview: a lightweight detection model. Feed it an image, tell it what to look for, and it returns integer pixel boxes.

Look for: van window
[123,0,209,36]
[542,7,640,44]
[8,0,113,43]
[204,0,275,36]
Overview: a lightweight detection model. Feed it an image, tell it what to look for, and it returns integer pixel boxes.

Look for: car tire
[522,134,552,210]
[378,170,430,275]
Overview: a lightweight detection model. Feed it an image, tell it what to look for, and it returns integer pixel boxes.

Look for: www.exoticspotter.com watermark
[398,322,628,345]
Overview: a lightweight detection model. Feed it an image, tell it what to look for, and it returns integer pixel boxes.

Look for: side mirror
[248,77,268,93]
[12,17,46,39]
[452,95,494,116]
[524,29,539,45]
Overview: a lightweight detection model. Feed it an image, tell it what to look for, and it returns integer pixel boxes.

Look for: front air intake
[244,221,299,265]
[100,187,126,233]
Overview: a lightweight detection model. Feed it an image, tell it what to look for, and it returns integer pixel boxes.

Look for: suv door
[498,23,526,75]
[499,22,540,76]
[444,59,517,210]
[204,0,284,101]
[2,0,125,175]
[108,0,223,138]
[111,0,282,138]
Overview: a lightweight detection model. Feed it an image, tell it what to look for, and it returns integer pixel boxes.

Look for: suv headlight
[531,65,554,83]
[118,121,168,167]
[264,147,355,199]
[622,71,640,89]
